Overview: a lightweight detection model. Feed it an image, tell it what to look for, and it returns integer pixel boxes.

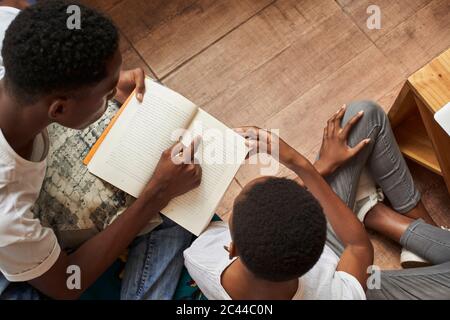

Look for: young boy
[0,0,202,300]
[184,101,448,299]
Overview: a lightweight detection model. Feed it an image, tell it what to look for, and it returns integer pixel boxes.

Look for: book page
[162,109,248,235]
[88,79,198,198]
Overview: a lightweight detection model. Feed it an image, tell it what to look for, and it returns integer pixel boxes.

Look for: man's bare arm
[29,140,202,299]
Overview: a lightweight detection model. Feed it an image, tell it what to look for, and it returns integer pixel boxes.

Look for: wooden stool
[389,48,450,194]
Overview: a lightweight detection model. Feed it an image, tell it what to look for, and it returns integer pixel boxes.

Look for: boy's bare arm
[235,122,373,290]
[283,150,373,290]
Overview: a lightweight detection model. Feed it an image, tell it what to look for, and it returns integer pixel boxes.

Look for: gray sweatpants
[323,101,450,300]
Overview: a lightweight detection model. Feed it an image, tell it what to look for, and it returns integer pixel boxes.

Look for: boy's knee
[346,100,386,122]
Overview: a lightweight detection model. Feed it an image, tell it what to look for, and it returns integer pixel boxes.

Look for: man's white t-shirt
[0,6,20,79]
[0,6,61,282]
[184,221,366,300]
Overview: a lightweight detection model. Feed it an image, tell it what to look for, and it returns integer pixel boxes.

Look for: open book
[84,79,248,235]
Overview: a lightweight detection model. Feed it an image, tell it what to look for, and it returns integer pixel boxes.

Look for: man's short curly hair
[2,0,119,102]
[232,177,327,282]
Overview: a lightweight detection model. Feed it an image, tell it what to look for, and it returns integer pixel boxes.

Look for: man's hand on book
[115,68,146,104]
[145,137,203,206]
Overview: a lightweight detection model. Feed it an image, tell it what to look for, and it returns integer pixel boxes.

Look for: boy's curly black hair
[232,177,327,282]
[2,0,119,102]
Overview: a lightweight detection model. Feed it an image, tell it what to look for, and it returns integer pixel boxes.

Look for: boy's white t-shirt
[184,221,367,300]
[0,6,61,282]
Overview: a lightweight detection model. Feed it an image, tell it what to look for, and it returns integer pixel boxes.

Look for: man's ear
[228,242,238,259]
[48,98,68,121]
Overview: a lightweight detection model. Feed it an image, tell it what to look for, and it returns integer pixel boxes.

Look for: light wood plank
[191,6,371,130]
[118,32,156,78]
[336,0,432,42]
[128,0,275,78]
[164,0,342,109]
[163,0,342,108]
[375,0,450,75]
[107,0,200,44]
[369,231,402,270]
[408,48,450,114]
[82,0,124,12]
[121,46,155,79]
[266,46,407,151]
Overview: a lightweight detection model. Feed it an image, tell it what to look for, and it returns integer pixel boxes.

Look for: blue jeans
[0,216,192,300]
[120,216,192,300]
[0,275,42,300]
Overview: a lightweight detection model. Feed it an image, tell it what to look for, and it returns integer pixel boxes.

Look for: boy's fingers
[233,126,255,133]
[234,127,259,140]
[327,115,335,137]
[327,105,346,135]
[335,104,347,125]
[323,126,328,140]
[246,128,259,140]
[342,111,364,137]
[246,139,258,150]
[233,127,253,134]
[350,138,371,157]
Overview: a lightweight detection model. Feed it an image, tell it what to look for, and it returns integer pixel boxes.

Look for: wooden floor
[85,0,450,270]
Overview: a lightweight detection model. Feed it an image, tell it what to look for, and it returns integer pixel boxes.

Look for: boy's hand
[234,126,273,156]
[144,137,203,207]
[314,105,370,176]
[115,68,146,104]
[233,126,298,167]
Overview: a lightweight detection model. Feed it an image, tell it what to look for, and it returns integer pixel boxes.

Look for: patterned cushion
[32,101,162,250]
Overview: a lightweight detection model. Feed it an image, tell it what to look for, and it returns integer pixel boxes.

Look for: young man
[0,1,202,300]
[184,101,447,299]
